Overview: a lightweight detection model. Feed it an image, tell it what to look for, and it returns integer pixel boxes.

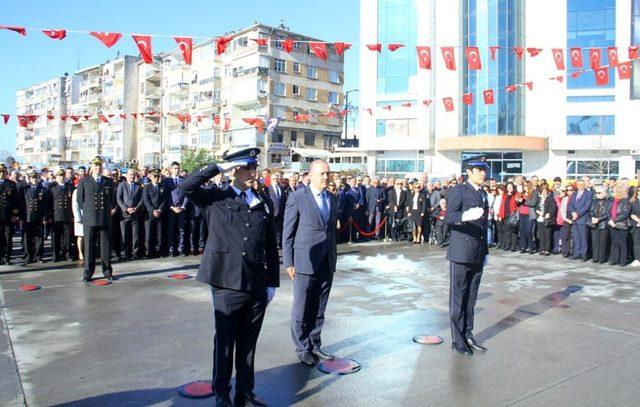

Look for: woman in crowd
[517,181,537,254]
[552,185,566,254]
[589,186,611,264]
[71,187,84,263]
[492,184,504,249]
[535,183,558,256]
[630,187,640,267]
[608,185,631,267]
[486,184,497,247]
[500,182,519,251]
[406,182,427,244]
[327,181,338,196]
[559,185,575,258]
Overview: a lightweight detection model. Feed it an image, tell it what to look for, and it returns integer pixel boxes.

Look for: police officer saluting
[182,147,279,407]
[76,156,115,282]
[0,163,19,265]
[444,155,490,356]
[50,168,75,262]
[20,169,51,265]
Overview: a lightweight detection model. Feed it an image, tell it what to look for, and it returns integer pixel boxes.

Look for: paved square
[1,243,639,406]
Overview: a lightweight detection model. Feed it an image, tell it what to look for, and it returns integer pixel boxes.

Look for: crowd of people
[0,158,638,269]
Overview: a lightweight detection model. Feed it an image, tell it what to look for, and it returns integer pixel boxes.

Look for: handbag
[507,211,519,228]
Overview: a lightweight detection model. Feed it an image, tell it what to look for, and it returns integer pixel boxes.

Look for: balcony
[230,80,267,108]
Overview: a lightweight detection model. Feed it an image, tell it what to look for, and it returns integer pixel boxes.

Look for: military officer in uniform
[20,170,51,265]
[182,147,279,407]
[444,155,490,356]
[76,156,115,282]
[50,168,75,262]
[142,169,168,258]
[0,163,19,264]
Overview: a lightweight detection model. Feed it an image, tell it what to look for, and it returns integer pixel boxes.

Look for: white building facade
[360,0,640,181]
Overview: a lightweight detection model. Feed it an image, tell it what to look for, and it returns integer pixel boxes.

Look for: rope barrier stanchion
[348,218,353,245]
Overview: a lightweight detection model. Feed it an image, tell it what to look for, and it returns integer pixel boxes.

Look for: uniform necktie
[240,191,249,207]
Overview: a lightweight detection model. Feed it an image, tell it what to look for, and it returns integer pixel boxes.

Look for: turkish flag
[466,47,482,70]
[607,47,619,67]
[589,48,601,70]
[327,111,337,118]
[251,38,268,46]
[401,102,412,107]
[552,48,565,70]
[364,108,372,116]
[551,75,564,83]
[617,61,632,80]
[17,116,28,128]
[388,43,404,52]
[629,46,639,60]
[341,109,348,118]
[224,118,231,130]
[132,113,138,119]
[513,47,524,60]
[69,115,80,122]
[0,26,26,36]
[216,36,232,55]
[213,114,220,125]
[490,46,500,61]
[462,93,473,105]
[441,47,456,70]
[442,97,454,112]
[570,70,585,79]
[98,115,109,124]
[309,42,328,61]
[283,38,295,53]
[366,44,382,53]
[506,85,517,93]
[416,46,432,69]
[174,37,192,65]
[120,114,127,119]
[382,105,392,111]
[2,115,9,125]
[422,99,432,107]
[594,67,609,86]
[527,48,542,57]
[524,81,533,91]
[132,35,153,63]
[60,115,67,121]
[570,48,583,68]
[47,115,54,121]
[334,42,352,55]
[42,29,66,40]
[90,32,122,48]
[483,89,494,105]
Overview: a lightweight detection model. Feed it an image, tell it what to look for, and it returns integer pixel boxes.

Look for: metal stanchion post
[348,218,353,245]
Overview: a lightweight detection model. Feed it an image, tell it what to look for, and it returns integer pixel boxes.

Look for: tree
[0,150,15,167]
[181,148,216,174]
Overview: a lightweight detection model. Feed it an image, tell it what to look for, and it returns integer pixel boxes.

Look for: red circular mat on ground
[178,381,213,398]
[19,284,41,291]
[412,335,444,345]
[91,280,111,286]
[317,358,361,375]
[169,273,192,280]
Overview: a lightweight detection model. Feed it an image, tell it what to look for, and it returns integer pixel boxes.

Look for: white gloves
[461,207,484,222]
[217,161,248,172]
[483,255,489,267]
[267,287,276,305]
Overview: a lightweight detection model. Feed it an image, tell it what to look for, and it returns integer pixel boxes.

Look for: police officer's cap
[222,146,261,166]
[463,155,489,170]
[27,169,38,178]
[149,168,161,177]
[91,156,104,165]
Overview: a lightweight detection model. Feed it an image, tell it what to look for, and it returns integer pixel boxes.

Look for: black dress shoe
[82,277,92,283]
[311,348,335,361]
[466,337,487,352]
[234,391,267,407]
[215,394,233,407]
[106,275,117,281]
[298,352,318,366]
[451,343,473,356]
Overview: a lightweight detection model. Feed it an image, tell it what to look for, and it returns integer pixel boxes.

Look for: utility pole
[344,89,358,141]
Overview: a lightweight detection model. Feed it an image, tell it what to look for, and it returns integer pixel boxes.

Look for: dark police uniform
[444,156,490,355]
[76,156,115,281]
[142,169,169,258]
[20,172,51,265]
[0,164,19,264]
[182,147,279,404]
[50,171,75,261]
[117,172,144,259]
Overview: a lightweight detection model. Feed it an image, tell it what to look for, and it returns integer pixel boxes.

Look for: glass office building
[632,0,640,99]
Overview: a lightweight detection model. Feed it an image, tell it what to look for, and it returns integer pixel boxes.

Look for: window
[292,85,301,95]
[198,129,215,145]
[271,154,282,164]
[566,115,615,135]
[273,105,287,118]
[306,88,317,101]
[293,62,301,73]
[271,132,283,143]
[375,159,424,176]
[304,132,315,146]
[323,134,337,149]
[566,160,619,179]
[567,95,615,103]
[237,37,248,47]
[328,91,339,104]
[274,83,285,96]
[290,130,297,142]
[273,58,285,73]
[329,71,340,83]
[376,119,418,137]
[307,66,317,79]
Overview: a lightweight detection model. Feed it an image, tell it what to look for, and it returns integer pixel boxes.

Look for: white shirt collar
[231,185,259,207]
[467,180,482,192]
[309,184,326,197]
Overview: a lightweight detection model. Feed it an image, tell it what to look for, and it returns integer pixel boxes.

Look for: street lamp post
[344,89,359,141]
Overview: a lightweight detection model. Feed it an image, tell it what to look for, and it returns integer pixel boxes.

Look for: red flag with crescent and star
[466,47,482,70]
[416,46,432,69]
[483,89,494,105]
[441,47,456,70]
[132,35,153,63]
[174,37,192,65]
[552,48,565,70]
[90,32,122,48]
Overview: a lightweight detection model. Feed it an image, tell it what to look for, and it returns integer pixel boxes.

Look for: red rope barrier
[351,217,388,237]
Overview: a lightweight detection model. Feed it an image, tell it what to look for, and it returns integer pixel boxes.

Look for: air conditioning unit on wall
[631,149,640,156]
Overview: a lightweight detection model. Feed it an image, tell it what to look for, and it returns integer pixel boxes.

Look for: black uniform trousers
[52,221,72,261]
[23,222,44,263]
[590,228,609,263]
[211,287,267,396]
[609,228,628,266]
[83,225,112,279]
[0,221,14,262]
[291,257,333,355]
[190,214,204,253]
[167,211,188,255]
[449,261,483,347]
[537,222,554,253]
[145,215,166,257]
[560,222,573,257]
[121,214,142,258]
[111,215,122,258]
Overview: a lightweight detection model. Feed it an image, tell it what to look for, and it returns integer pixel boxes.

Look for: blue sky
[0,0,360,156]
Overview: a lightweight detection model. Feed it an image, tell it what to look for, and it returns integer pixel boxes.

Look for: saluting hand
[286,266,295,280]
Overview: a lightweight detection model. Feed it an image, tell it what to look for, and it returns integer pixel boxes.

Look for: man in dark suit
[143,169,168,258]
[20,170,51,265]
[567,180,593,261]
[386,179,407,242]
[50,168,75,262]
[365,177,385,239]
[76,156,115,281]
[183,147,279,407]
[283,159,340,367]
[267,171,287,249]
[0,164,19,265]
[165,161,189,256]
[444,155,490,356]
[117,167,144,260]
